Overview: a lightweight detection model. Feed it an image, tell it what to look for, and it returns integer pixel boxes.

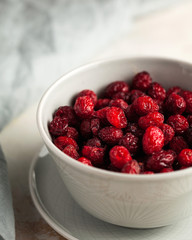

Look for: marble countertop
[1,0,192,239]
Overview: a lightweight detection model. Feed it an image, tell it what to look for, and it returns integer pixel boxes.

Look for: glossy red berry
[54,136,79,150]
[109,146,132,169]
[142,126,164,155]
[106,107,127,128]
[95,99,110,110]
[109,99,128,111]
[160,168,174,173]
[166,86,182,97]
[53,106,78,127]
[160,124,175,145]
[180,91,192,114]
[74,96,94,118]
[98,126,123,145]
[105,81,129,98]
[129,90,145,103]
[63,145,79,159]
[111,92,130,102]
[49,117,68,137]
[147,82,166,101]
[143,171,154,174]
[132,71,152,92]
[169,136,188,154]
[78,157,93,166]
[165,93,186,115]
[167,114,189,134]
[125,122,144,138]
[121,160,141,174]
[86,137,102,147]
[178,149,192,167]
[133,96,159,116]
[77,89,97,106]
[93,107,109,124]
[119,133,139,155]
[138,112,164,130]
[82,146,105,166]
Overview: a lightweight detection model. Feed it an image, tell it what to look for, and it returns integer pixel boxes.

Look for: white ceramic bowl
[37,57,192,229]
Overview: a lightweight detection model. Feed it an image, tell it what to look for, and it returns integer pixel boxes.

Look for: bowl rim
[37,56,192,182]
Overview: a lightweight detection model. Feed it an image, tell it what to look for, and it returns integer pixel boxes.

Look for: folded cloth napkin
[0,146,15,240]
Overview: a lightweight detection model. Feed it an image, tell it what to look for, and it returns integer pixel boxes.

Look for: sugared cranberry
[98,126,123,145]
[166,86,182,97]
[86,137,102,147]
[165,93,186,115]
[63,145,79,159]
[121,160,141,174]
[160,124,175,145]
[146,150,176,172]
[78,157,93,166]
[132,71,152,92]
[66,127,79,140]
[178,149,192,167]
[180,91,192,114]
[142,126,164,155]
[138,112,164,130]
[125,122,144,138]
[95,99,110,110]
[119,133,139,155]
[109,99,128,111]
[167,114,189,134]
[53,106,78,127]
[54,136,79,150]
[133,96,159,116]
[105,81,129,98]
[91,118,100,136]
[129,90,145,103]
[82,146,105,166]
[106,107,127,129]
[80,119,92,139]
[169,136,188,154]
[49,117,68,137]
[74,96,94,118]
[147,82,166,101]
[109,146,132,169]
[160,168,174,173]
[93,107,109,124]
[77,89,97,106]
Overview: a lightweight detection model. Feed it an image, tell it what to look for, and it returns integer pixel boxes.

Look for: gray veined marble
[0,0,180,130]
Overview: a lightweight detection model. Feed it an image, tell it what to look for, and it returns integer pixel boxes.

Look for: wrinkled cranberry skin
[54,136,79,151]
[80,119,92,139]
[167,114,189,134]
[95,99,110,110]
[49,117,68,137]
[66,127,79,140]
[78,157,93,166]
[125,122,144,138]
[109,146,132,169]
[91,118,100,136]
[86,137,102,147]
[148,82,166,101]
[109,99,128,111]
[63,145,79,160]
[166,86,182,97]
[178,149,192,167]
[129,90,145,103]
[112,92,130,102]
[74,96,94,119]
[146,150,176,172]
[105,81,129,98]
[53,106,78,127]
[180,91,192,114]
[121,160,141,174]
[132,71,152,92]
[169,136,188,154]
[165,93,186,115]
[133,96,159,116]
[160,168,174,173]
[82,146,105,166]
[106,107,127,129]
[77,89,97,106]
[138,112,164,130]
[93,107,109,124]
[160,124,175,145]
[98,126,123,145]
[142,126,164,155]
[119,133,139,155]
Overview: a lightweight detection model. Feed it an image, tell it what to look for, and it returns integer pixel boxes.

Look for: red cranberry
[78,157,93,166]
[160,124,175,145]
[91,118,100,136]
[86,137,102,147]
[106,107,127,129]
[111,92,130,102]
[125,122,144,138]
[132,71,152,92]
[107,164,120,172]
[93,107,109,124]
[169,136,188,154]
[63,145,79,159]
[80,119,92,139]
[160,168,174,173]
[66,127,79,140]
[165,93,186,115]
[74,96,94,119]
[178,149,192,167]
[180,91,192,114]
[121,160,141,174]
[109,146,132,169]
[82,146,105,166]
[119,133,139,155]
[77,89,97,106]
[129,90,145,103]
[109,99,128,111]
[167,114,189,134]
[95,99,110,110]
[147,82,166,101]
[54,136,79,150]
[53,106,78,127]
[138,112,164,130]
[105,81,129,98]
[49,117,68,137]
[142,126,164,155]
[133,96,159,116]
[166,86,182,97]
[146,150,176,172]
[98,126,123,145]
[143,171,154,174]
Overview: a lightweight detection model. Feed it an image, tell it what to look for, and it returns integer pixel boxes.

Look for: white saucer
[29,147,192,240]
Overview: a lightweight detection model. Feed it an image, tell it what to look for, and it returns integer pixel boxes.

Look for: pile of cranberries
[48,71,192,174]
